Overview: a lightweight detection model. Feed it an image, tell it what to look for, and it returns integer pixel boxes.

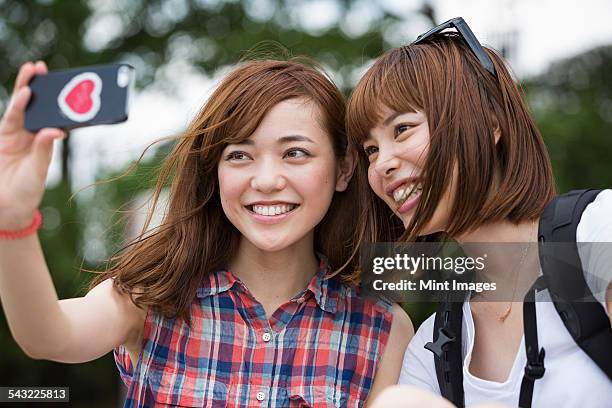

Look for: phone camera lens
[117,66,131,88]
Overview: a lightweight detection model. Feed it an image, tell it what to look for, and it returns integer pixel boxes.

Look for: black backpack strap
[538,189,602,301]
[538,189,612,380]
[425,300,465,407]
[519,276,548,408]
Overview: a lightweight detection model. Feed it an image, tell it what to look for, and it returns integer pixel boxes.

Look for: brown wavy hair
[347,33,556,241]
[90,59,369,321]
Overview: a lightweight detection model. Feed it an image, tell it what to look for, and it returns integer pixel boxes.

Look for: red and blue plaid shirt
[115,258,393,407]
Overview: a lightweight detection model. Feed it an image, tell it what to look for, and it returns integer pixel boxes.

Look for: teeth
[252,204,296,216]
[392,183,422,203]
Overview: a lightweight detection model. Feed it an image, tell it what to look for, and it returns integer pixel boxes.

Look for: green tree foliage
[526,44,612,192]
[0,0,416,97]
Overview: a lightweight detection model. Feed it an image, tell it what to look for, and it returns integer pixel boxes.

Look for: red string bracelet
[0,209,43,240]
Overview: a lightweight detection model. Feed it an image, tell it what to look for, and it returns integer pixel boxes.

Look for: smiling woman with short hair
[348,17,612,408]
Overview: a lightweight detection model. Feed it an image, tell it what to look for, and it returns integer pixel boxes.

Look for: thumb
[31,128,67,173]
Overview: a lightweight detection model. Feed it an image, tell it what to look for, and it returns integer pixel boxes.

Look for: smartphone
[24,63,135,132]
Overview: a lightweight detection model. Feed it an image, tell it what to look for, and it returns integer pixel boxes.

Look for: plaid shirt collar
[196,256,338,314]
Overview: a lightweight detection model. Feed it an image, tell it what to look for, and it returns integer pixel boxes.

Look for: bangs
[197,59,344,154]
[347,48,423,146]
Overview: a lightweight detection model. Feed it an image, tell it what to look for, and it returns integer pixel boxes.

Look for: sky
[430,0,612,76]
[45,0,612,193]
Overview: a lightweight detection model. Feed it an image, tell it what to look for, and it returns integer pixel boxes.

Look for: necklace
[498,222,535,322]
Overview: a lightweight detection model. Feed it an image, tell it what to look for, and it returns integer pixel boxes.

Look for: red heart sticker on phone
[58,72,102,122]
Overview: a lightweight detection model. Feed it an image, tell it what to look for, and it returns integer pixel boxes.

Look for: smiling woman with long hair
[0,58,413,407]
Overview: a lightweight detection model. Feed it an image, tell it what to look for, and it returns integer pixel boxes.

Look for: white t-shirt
[399,189,612,407]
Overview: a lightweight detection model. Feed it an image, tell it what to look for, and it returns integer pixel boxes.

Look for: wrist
[0,209,38,231]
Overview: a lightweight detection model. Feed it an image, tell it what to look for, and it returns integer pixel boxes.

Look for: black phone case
[25,63,134,132]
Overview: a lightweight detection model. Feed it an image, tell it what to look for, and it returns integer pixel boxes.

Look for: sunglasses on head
[413,17,497,77]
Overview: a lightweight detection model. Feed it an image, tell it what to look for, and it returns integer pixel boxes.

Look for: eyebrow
[278,135,314,143]
[235,135,314,145]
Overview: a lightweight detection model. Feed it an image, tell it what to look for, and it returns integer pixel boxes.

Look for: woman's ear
[492,115,501,144]
[494,126,501,144]
[335,144,357,192]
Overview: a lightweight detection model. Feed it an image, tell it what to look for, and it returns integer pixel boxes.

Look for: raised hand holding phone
[0,61,66,230]
[0,63,144,366]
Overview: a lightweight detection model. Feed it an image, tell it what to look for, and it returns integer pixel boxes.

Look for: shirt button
[262,332,272,342]
[256,391,266,401]
[295,297,304,304]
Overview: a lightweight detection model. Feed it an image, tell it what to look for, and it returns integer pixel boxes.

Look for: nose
[250,157,287,192]
[373,149,400,177]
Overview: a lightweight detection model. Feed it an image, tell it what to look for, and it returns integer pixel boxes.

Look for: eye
[394,124,412,138]
[225,151,251,161]
[363,145,378,158]
[284,148,311,159]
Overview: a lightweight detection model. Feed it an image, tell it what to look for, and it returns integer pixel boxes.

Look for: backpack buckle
[425,327,456,358]
[524,348,546,380]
